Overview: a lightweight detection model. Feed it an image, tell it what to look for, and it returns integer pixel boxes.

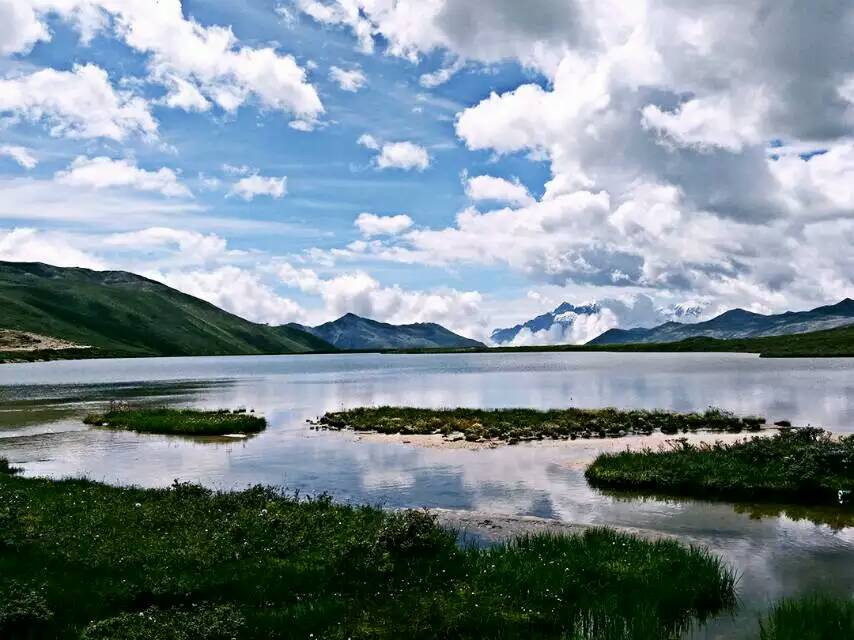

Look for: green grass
[386,324,854,358]
[758,594,854,640]
[0,260,333,358]
[0,472,737,639]
[315,406,765,443]
[0,458,21,475]
[83,408,267,436]
[585,428,854,505]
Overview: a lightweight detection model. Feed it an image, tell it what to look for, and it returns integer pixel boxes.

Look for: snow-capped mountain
[490,302,603,345]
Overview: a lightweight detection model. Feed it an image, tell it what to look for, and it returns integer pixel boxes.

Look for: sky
[1,0,853,344]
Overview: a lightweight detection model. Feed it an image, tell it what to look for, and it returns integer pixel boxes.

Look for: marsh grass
[585,428,854,505]
[0,474,737,639]
[758,594,854,639]
[0,457,20,475]
[315,406,763,443]
[83,406,266,436]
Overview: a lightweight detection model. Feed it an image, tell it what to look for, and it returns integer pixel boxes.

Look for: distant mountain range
[491,302,601,344]
[590,299,854,345]
[0,261,331,357]
[289,313,485,350]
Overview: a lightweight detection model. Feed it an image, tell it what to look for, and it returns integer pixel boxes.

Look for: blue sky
[2,1,853,343]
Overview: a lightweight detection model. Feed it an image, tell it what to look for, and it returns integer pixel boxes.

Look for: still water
[1,352,853,638]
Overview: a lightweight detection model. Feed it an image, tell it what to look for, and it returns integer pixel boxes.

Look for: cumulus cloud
[276,262,487,339]
[297,0,589,75]
[0,64,157,140]
[357,134,430,170]
[152,266,306,325]
[56,156,192,198]
[313,0,854,313]
[23,0,323,121]
[228,174,287,200]
[0,145,37,169]
[465,174,533,207]
[0,1,48,55]
[355,212,413,237]
[0,227,104,269]
[329,65,366,91]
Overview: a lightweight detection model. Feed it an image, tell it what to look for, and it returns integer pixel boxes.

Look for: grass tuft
[0,458,21,475]
[314,405,765,444]
[0,474,737,639]
[758,594,854,640]
[83,406,266,436]
[585,428,854,505]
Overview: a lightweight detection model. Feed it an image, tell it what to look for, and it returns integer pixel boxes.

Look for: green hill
[0,261,333,359]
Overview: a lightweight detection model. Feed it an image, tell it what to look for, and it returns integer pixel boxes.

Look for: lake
[1,351,853,638]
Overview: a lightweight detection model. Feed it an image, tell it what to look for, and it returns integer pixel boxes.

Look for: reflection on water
[0,352,853,638]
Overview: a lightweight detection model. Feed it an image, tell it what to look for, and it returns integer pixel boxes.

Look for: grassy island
[585,428,854,506]
[314,406,766,443]
[0,467,736,639]
[83,407,267,436]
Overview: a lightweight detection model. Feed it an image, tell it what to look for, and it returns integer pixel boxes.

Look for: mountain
[491,302,601,345]
[289,313,485,350]
[0,261,332,357]
[589,299,854,345]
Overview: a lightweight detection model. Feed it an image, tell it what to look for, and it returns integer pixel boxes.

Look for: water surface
[1,352,853,638]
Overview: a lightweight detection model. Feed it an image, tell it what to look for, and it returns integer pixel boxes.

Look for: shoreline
[431,508,675,543]
[346,428,775,457]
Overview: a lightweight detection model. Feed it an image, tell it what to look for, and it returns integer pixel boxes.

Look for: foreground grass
[315,406,765,443]
[758,594,854,640]
[0,466,736,640]
[585,428,854,505]
[83,407,266,436]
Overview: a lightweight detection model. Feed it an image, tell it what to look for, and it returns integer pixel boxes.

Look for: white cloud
[152,266,306,325]
[297,0,588,75]
[161,74,211,112]
[229,174,287,200]
[378,141,430,171]
[276,262,488,339]
[419,59,464,88]
[465,174,533,207]
[641,92,768,153]
[0,227,104,269]
[21,0,324,124]
[0,145,38,169]
[355,212,413,237]
[0,1,48,55]
[55,156,192,198]
[104,227,227,263]
[329,65,366,91]
[356,133,380,150]
[357,134,430,170]
[0,176,202,225]
[0,64,157,140]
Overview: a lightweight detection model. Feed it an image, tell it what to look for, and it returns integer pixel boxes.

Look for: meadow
[0,463,737,640]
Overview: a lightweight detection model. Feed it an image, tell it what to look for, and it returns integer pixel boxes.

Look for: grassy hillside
[0,261,332,358]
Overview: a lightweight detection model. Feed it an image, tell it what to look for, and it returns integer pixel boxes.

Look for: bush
[0,583,53,637]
